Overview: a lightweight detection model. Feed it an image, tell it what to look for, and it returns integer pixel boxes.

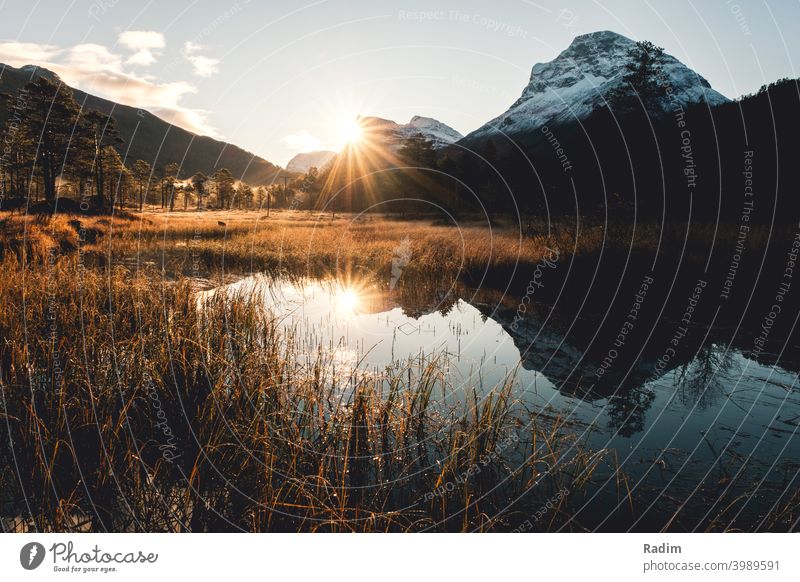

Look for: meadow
[0,208,614,532]
[2,207,780,284]
[1,207,798,532]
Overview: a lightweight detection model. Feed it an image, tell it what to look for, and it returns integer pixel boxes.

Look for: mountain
[359,115,462,150]
[286,115,461,176]
[443,32,799,223]
[401,116,464,148]
[286,150,336,173]
[461,30,729,144]
[0,63,283,184]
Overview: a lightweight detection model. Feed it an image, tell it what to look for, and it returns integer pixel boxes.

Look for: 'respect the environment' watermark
[719,150,755,301]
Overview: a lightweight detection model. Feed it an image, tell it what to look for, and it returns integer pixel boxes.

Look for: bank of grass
[103,210,573,285]
[0,250,613,532]
[2,208,782,286]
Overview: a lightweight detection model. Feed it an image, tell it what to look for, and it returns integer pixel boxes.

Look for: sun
[337,287,360,313]
[336,116,363,148]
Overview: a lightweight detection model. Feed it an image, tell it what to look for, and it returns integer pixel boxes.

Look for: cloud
[182,41,220,77]
[281,130,324,152]
[149,106,214,134]
[0,39,219,138]
[0,41,62,63]
[62,43,123,72]
[118,30,165,66]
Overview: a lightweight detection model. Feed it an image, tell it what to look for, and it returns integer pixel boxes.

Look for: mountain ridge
[286,150,337,173]
[358,114,463,150]
[461,30,729,144]
[0,63,284,185]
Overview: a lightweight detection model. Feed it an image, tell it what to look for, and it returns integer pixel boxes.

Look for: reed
[2,209,795,531]
[0,250,608,532]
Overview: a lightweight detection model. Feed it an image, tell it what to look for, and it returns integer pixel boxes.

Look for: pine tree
[609,40,666,114]
[164,162,180,211]
[191,172,207,210]
[100,146,127,208]
[132,159,152,210]
[82,109,123,209]
[211,168,235,209]
[17,77,83,201]
[398,133,436,168]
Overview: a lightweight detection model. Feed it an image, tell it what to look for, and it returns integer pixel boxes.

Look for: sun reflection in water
[336,287,360,314]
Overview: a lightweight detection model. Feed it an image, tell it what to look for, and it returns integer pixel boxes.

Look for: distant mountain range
[399,115,464,148]
[359,115,463,150]
[285,115,462,175]
[0,63,283,184]
[3,29,797,220]
[286,150,337,173]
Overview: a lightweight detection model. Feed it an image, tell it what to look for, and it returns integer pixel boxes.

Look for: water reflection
[208,274,800,520]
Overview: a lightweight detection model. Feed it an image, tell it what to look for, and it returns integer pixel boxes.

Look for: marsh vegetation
[1,209,798,532]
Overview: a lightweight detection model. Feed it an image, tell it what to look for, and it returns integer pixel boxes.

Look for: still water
[211,274,800,529]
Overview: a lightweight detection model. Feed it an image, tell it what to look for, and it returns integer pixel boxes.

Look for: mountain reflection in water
[208,274,800,527]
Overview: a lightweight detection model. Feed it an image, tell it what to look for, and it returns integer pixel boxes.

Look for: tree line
[0,76,307,213]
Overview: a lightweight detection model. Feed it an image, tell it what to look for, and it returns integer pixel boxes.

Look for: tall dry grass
[3,209,797,531]
[1,209,788,287]
[0,250,609,532]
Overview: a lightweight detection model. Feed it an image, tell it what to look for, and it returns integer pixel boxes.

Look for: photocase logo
[20,542,46,570]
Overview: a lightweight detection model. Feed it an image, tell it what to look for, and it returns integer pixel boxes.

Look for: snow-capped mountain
[400,116,464,148]
[462,30,729,142]
[359,115,463,150]
[285,116,461,173]
[286,150,336,173]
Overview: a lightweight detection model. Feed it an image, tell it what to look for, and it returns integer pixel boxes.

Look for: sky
[0,0,798,167]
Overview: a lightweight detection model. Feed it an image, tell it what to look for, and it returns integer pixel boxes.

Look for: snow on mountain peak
[286,150,336,173]
[358,114,463,150]
[404,116,464,146]
[464,30,729,142]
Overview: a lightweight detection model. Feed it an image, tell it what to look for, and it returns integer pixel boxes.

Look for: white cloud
[184,41,202,54]
[0,41,62,63]
[149,106,214,134]
[0,38,219,138]
[185,54,220,78]
[182,41,220,77]
[62,43,123,72]
[281,130,324,152]
[118,30,165,66]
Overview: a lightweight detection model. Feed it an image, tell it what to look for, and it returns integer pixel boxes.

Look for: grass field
[2,207,798,531]
[2,207,781,284]
[0,208,617,532]
[0,250,610,532]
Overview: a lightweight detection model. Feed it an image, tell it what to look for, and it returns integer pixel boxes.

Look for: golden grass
[0,248,611,532]
[2,209,797,531]
[103,210,564,284]
[5,208,782,287]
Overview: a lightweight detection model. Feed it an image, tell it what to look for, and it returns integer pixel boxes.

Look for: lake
[207,273,800,531]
